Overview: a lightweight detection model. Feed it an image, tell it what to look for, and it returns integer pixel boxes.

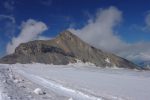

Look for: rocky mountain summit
[0,30,140,69]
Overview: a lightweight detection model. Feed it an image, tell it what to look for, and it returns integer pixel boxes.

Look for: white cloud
[142,11,150,32]
[6,19,48,54]
[117,42,150,62]
[69,6,127,52]
[145,12,150,27]
[69,6,150,62]
[0,15,15,23]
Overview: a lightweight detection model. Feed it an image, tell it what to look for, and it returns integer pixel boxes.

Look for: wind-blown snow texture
[1,63,150,100]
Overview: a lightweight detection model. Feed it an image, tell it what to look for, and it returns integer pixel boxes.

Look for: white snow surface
[105,58,111,63]
[0,73,9,100]
[0,87,10,100]
[1,63,150,100]
[0,92,9,100]
[0,91,2,100]
[33,88,44,95]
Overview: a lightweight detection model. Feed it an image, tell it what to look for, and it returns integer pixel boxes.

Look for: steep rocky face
[0,30,140,69]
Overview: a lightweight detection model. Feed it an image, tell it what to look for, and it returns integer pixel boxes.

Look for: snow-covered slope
[1,63,150,100]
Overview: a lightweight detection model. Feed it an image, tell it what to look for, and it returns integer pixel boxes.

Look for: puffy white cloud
[6,19,48,54]
[142,11,150,31]
[145,12,150,27]
[69,6,150,62]
[69,6,127,52]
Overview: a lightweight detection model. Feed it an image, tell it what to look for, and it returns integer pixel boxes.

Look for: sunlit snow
[1,63,150,100]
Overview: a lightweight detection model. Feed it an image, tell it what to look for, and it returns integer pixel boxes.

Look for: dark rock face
[0,30,140,69]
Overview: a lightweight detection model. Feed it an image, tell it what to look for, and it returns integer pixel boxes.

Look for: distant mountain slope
[139,61,150,69]
[0,30,140,69]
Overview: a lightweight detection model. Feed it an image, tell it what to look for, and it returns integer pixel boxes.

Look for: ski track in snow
[17,70,105,100]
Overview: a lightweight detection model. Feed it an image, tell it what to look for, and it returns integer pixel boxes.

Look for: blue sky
[0,0,150,62]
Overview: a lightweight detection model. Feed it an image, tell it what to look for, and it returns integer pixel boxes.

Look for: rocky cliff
[0,30,140,69]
